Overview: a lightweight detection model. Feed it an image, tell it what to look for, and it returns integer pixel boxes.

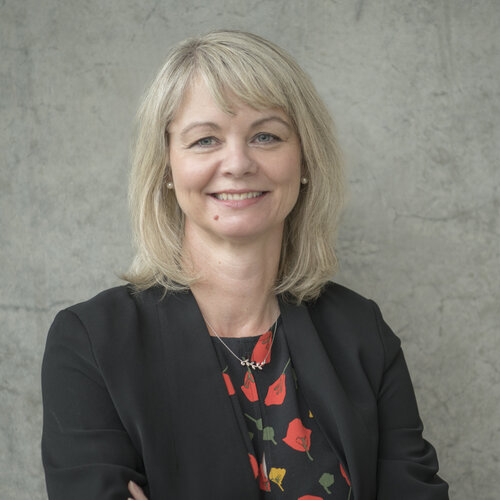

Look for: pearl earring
[300,177,308,185]
[166,182,174,190]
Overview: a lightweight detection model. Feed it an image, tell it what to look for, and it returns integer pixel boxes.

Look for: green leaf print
[244,413,263,430]
[319,472,335,494]
[263,426,277,445]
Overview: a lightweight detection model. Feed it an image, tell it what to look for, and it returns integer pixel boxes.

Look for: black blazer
[41,282,449,499]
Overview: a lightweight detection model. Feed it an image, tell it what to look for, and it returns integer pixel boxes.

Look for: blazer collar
[279,296,375,500]
[156,289,260,498]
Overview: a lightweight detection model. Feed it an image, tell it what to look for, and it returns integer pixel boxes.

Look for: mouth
[211,191,265,201]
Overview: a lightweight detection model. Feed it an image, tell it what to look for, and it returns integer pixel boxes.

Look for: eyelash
[190,133,281,149]
[254,133,281,144]
[192,137,217,148]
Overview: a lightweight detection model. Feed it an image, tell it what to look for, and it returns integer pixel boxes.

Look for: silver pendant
[241,358,264,370]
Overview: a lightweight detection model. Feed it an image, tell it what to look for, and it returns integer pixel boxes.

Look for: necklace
[205,318,278,370]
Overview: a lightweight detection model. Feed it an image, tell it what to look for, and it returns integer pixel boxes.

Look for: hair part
[123,30,344,304]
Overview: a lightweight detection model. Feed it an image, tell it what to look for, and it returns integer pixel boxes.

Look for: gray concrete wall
[1,1,499,498]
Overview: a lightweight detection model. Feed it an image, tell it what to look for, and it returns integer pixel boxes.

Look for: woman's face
[167,78,302,245]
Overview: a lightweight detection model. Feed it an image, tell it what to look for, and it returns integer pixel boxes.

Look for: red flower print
[282,418,313,461]
[340,463,351,487]
[248,453,258,479]
[222,366,235,396]
[297,496,323,500]
[251,330,272,365]
[265,358,290,406]
[259,462,271,491]
[265,374,286,405]
[241,368,259,402]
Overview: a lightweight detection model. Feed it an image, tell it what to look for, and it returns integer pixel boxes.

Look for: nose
[220,140,257,178]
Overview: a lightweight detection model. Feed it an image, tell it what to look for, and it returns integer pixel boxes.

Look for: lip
[209,189,266,195]
[209,190,268,208]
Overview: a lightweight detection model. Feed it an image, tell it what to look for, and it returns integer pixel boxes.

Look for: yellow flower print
[269,467,286,492]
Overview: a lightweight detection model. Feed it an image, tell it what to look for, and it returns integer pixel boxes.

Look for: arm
[41,310,148,499]
[371,301,449,499]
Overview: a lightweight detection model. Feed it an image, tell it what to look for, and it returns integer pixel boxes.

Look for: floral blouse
[211,317,353,500]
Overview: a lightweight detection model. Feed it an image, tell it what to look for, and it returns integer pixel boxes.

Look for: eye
[191,136,218,148]
[253,133,280,144]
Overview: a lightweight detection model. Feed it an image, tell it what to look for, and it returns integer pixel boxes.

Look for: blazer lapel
[280,297,376,500]
[156,290,260,498]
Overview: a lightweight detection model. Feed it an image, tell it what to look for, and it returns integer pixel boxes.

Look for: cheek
[169,161,215,219]
[275,154,301,190]
[170,157,210,193]
[274,160,301,213]
[287,181,301,212]
[285,153,302,208]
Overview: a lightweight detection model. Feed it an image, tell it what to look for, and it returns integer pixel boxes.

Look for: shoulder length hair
[124,30,344,304]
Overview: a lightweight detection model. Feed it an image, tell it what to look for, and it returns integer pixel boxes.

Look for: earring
[300,177,308,185]
[166,182,174,190]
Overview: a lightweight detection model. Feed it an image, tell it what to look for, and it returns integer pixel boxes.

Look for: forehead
[168,77,291,132]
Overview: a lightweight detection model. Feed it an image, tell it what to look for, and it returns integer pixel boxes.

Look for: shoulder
[313,281,373,309]
[68,284,147,315]
[66,284,161,326]
[308,281,377,326]
[307,281,402,371]
[48,285,164,356]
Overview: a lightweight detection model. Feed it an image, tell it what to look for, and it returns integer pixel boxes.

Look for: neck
[183,228,282,338]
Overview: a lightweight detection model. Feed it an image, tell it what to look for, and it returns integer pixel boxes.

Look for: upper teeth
[214,192,262,200]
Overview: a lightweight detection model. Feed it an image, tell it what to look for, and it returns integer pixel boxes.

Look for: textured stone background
[1,0,499,498]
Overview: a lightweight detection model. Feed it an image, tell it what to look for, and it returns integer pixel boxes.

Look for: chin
[213,221,282,242]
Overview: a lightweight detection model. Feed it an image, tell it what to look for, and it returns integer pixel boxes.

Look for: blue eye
[193,137,216,147]
[254,133,278,143]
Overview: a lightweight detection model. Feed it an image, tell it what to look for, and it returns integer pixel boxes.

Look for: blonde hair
[124,30,344,303]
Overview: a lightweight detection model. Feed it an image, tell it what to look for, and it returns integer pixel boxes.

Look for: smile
[212,192,264,201]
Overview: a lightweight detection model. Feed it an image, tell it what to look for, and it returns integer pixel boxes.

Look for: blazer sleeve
[41,309,148,499]
[371,301,449,499]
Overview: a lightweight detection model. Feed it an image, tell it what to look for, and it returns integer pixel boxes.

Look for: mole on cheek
[213,215,219,221]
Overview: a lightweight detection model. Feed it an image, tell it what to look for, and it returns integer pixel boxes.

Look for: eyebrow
[178,116,292,140]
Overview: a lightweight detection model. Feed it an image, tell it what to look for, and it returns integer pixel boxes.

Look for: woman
[41,31,449,499]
